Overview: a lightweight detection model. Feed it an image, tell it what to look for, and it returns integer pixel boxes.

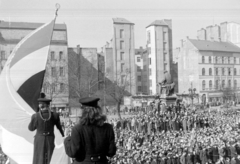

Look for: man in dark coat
[64,97,117,164]
[28,93,65,164]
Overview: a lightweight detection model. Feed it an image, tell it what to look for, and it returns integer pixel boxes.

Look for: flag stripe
[10,46,50,91]
[17,70,45,112]
[10,20,54,68]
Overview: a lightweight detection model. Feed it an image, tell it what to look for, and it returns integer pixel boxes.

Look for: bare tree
[104,69,135,119]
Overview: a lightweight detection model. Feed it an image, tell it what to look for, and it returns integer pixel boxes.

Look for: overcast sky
[0,0,240,51]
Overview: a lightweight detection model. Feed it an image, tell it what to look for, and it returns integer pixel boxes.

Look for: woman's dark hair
[80,105,107,126]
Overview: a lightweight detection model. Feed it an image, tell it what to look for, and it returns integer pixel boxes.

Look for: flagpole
[55,3,60,17]
[45,4,61,110]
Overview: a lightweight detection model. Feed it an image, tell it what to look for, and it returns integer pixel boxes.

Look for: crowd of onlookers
[59,100,240,164]
[106,102,240,164]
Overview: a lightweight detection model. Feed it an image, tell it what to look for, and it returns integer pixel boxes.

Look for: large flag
[0,19,68,164]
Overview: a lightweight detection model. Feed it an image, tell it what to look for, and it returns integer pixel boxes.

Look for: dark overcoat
[28,110,64,164]
[64,123,117,164]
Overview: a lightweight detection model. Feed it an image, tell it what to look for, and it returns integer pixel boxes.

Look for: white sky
[0,0,240,51]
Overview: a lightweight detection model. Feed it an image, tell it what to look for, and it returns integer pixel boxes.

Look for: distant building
[145,19,174,95]
[178,38,240,103]
[0,21,69,111]
[104,18,136,95]
[197,22,240,47]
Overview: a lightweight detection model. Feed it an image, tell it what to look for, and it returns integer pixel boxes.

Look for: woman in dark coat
[64,97,117,164]
[28,93,65,164]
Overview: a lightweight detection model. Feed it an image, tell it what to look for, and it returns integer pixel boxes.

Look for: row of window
[51,67,65,76]
[50,51,65,61]
[202,79,237,90]
[0,51,65,61]
[202,56,238,64]
[202,68,237,76]
[43,83,65,93]
[147,31,168,44]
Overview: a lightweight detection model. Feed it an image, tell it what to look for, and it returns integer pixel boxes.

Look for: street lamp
[188,83,197,108]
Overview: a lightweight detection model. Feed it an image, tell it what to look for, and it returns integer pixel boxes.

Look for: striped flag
[0,19,68,164]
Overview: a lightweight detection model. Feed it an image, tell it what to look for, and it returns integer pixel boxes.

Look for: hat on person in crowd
[37,92,51,104]
[79,97,100,108]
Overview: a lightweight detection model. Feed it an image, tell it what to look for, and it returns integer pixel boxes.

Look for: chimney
[140,46,143,49]
[101,47,103,53]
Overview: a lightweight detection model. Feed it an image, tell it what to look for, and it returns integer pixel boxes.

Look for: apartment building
[178,38,240,103]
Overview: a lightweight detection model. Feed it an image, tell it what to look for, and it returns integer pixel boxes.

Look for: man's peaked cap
[79,97,100,108]
[37,92,51,103]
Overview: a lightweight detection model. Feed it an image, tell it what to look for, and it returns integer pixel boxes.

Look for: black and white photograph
[0,0,240,164]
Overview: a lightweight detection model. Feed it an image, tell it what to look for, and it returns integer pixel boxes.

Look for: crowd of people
[105,101,240,164]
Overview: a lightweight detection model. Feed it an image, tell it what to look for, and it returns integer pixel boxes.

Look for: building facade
[111,18,136,95]
[0,21,69,111]
[145,19,174,95]
[178,38,240,103]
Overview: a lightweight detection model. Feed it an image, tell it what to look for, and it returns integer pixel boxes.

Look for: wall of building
[146,20,173,95]
[112,22,136,94]
[212,25,221,41]
[227,22,240,47]
[141,49,149,95]
[220,22,228,42]
[135,53,143,94]
[146,26,156,95]
[178,39,199,94]
[206,26,213,41]
[197,28,206,40]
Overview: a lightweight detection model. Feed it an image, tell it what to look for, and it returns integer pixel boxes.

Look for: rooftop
[146,20,170,28]
[189,39,240,53]
[0,21,67,31]
[112,18,134,25]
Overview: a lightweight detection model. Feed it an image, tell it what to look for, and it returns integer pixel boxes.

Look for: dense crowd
[106,102,240,164]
